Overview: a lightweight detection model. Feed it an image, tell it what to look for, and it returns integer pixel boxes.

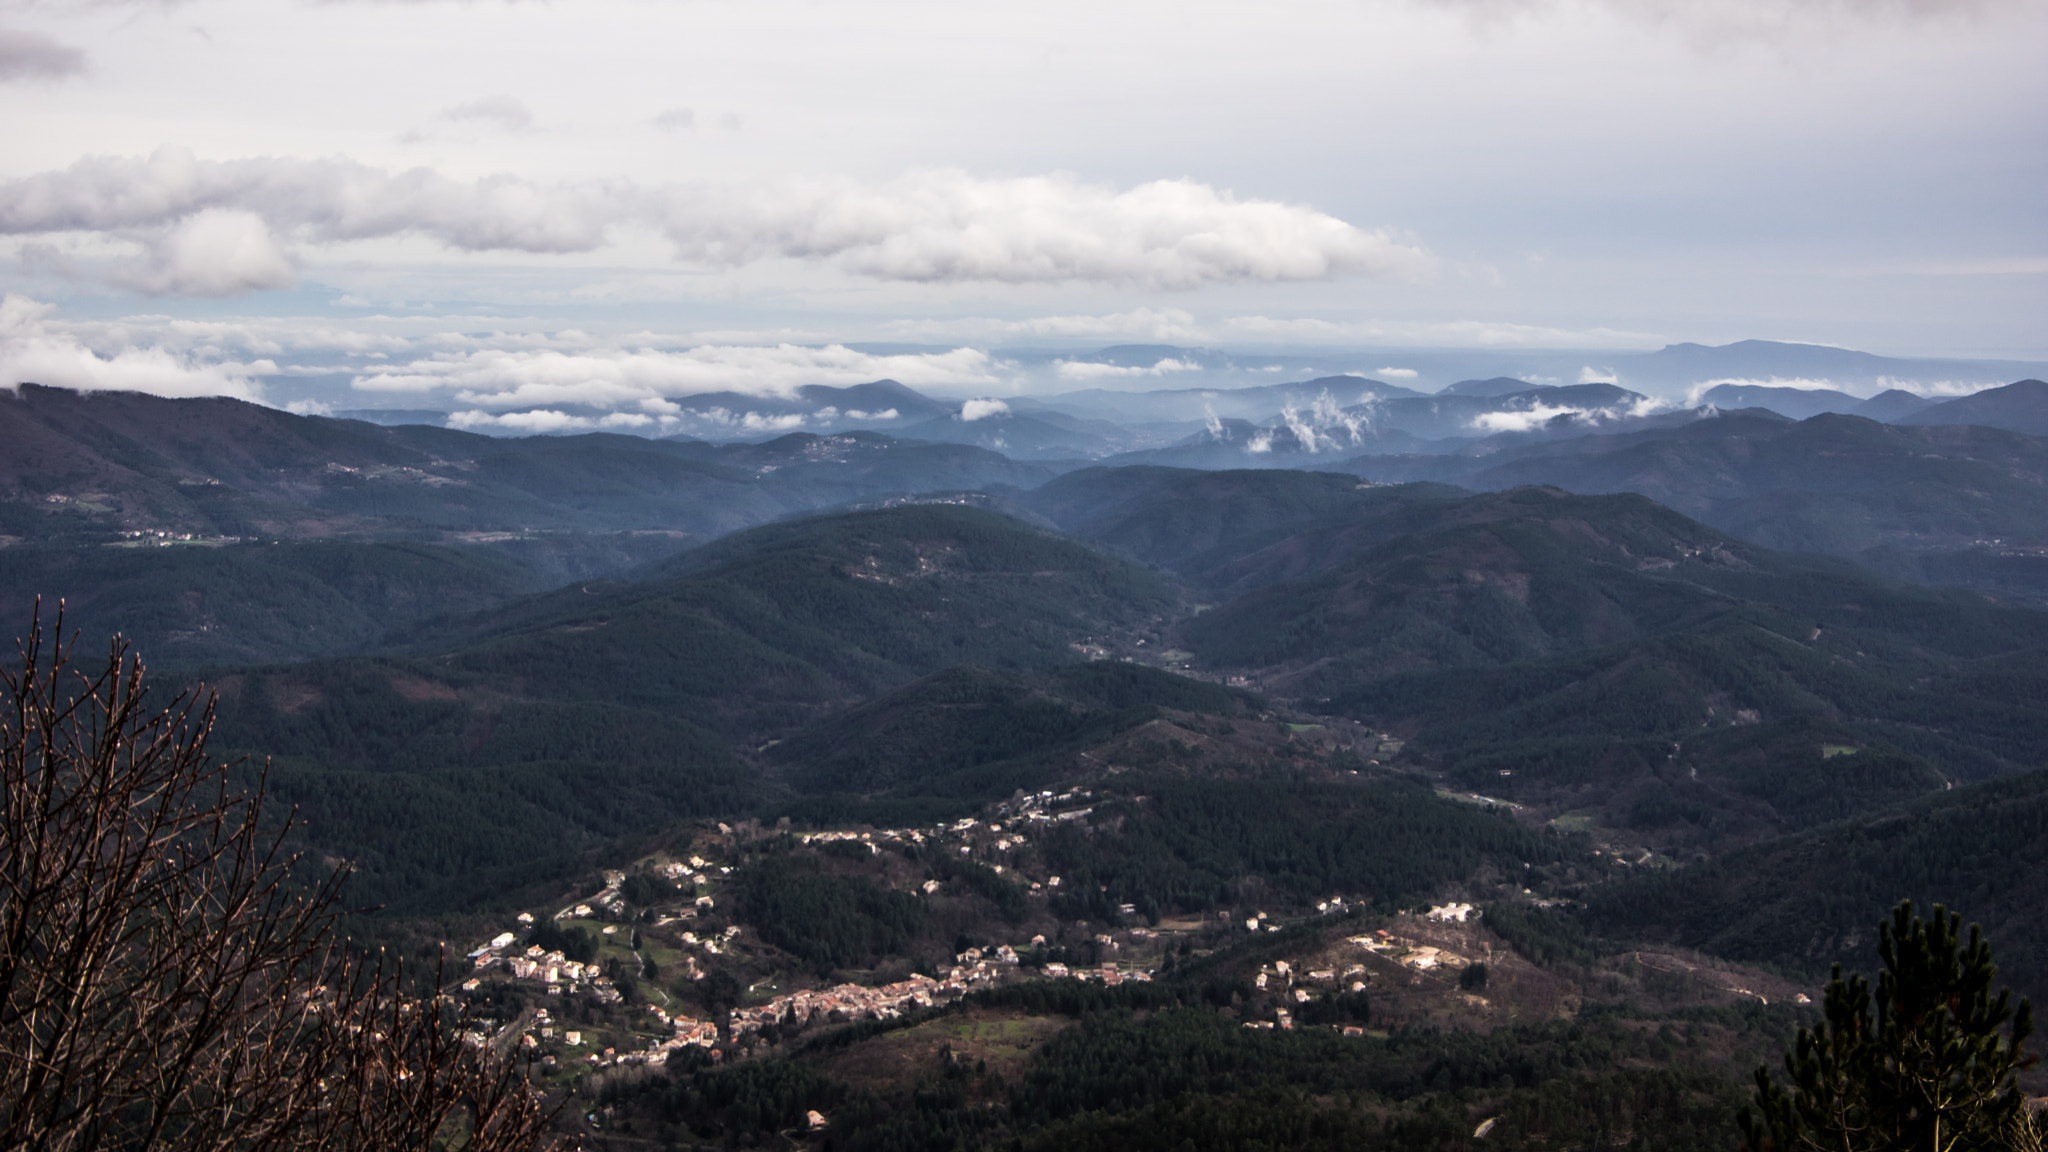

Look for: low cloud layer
[1052,356,1199,381]
[0,295,269,400]
[354,343,1002,413]
[0,149,1432,297]
[1469,395,1668,433]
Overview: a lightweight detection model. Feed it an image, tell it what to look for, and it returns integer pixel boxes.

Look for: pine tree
[1743,900,2039,1152]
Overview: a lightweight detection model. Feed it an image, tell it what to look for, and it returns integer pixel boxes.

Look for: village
[451,793,1516,1082]
[452,799,1202,1077]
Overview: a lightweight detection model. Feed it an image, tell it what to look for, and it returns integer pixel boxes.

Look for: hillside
[1019,467,1468,593]
[1169,486,2048,848]
[0,541,542,667]
[1585,766,2048,1002]
[1338,412,2048,601]
[1899,378,2048,436]
[197,505,1182,903]
[0,385,1051,544]
[1,387,1065,662]
[402,790,1829,1152]
[764,662,1250,807]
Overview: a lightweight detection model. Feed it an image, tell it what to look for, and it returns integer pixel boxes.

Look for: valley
[6,366,2047,1150]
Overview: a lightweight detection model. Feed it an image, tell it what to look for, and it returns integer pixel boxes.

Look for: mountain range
[8,367,2048,1148]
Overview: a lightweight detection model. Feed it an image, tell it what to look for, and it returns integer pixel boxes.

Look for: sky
[0,0,2043,418]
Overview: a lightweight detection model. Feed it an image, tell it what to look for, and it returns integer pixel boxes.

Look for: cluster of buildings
[1347,929,1476,973]
[464,937,613,997]
[729,974,955,1037]
[1254,957,1369,996]
[1039,963,1154,984]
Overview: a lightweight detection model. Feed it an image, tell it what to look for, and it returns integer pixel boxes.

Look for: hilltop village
[447,789,1536,1082]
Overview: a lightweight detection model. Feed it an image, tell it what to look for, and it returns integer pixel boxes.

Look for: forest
[6,386,2048,1150]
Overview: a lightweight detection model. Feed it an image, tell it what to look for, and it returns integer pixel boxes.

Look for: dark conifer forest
[6,382,2047,1149]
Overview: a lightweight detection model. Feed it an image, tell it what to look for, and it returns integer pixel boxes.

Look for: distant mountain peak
[1899,378,2048,435]
[1655,338,1848,355]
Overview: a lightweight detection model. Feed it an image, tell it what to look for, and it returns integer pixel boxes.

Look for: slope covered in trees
[198,505,1184,905]
[1586,768,2048,1002]
[398,504,1182,735]
[766,662,1249,805]
[1338,412,2048,601]
[1162,485,2048,847]
[0,538,691,667]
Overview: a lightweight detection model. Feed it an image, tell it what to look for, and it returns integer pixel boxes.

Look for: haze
[1,0,2043,417]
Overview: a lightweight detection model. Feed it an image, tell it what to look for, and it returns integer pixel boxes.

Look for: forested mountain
[395,504,1180,733]
[1,386,1062,662]
[1587,765,2048,1001]
[1,385,1052,544]
[197,505,1181,903]
[764,662,1248,803]
[1338,412,2048,601]
[1698,382,1865,419]
[1155,485,2048,852]
[0,540,559,667]
[159,481,2047,926]
[1018,467,1466,594]
[10,374,2048,1150]
[1898,378,2048,435]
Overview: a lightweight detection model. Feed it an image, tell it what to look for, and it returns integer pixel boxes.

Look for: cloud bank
[356,343,1001,416]
[1052,356,1199,381]
[0,149,1433,296]
[1468,394,1668,433]
[0,295,269,400]
[658,173,1434,288]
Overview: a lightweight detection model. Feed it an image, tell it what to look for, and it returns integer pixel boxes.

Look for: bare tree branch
[0,601,573,1151]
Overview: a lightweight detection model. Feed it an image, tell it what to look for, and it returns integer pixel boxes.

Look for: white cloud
[959,398,1010,421]
[656,171,1435,289]
[1470,403,1587,433]
[1874,376,2000,397]
[110,208,298,297]
[652,108,696,132]
[1470,395,1670,433]
[0,294,267,400]
[445,408,659,434]
[1577,366,1618,383]
[439,96,535,133]
[0,151,1432,295]
[285,398,333,416]
[0,147,623,256]
[0,26,85,81]
[1052,356,1199,381]
[1376,366,1419,378]
[353,343,1001,410]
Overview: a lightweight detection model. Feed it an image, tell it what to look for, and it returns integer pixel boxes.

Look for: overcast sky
[1,0,2043,411]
